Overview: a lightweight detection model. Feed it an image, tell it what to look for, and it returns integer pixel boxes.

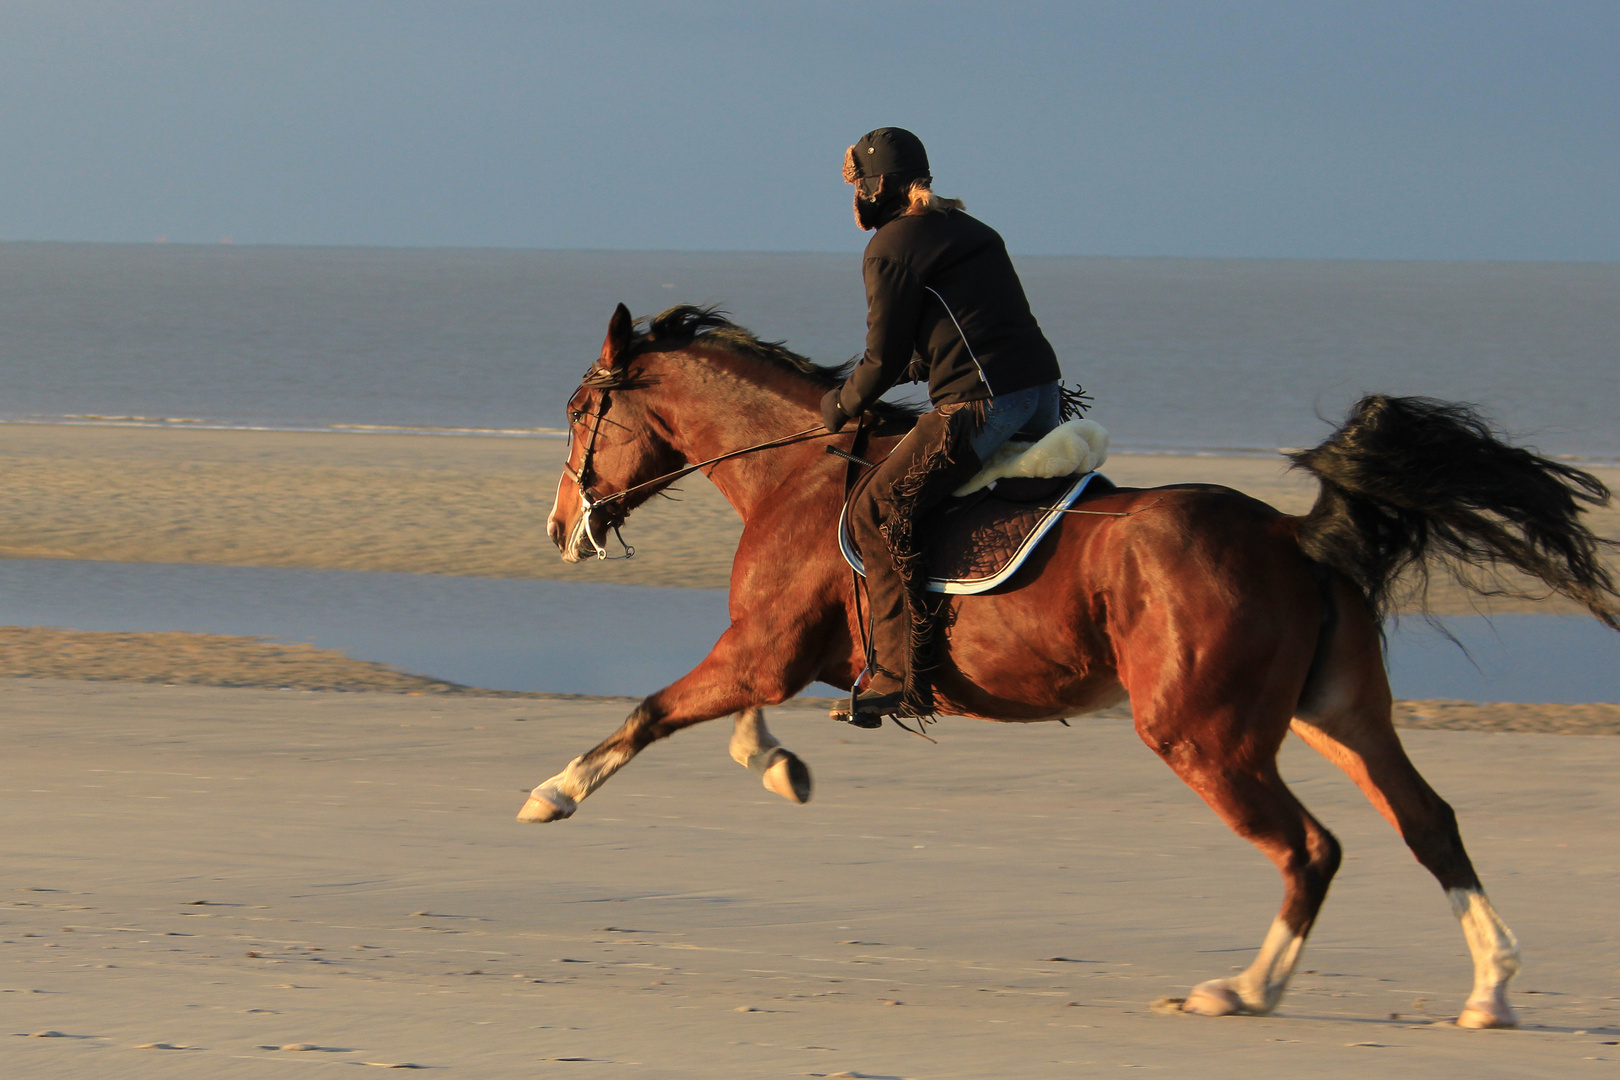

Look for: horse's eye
[569,410,584,425]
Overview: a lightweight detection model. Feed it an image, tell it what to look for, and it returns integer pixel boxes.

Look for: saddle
[838,471,1114,594]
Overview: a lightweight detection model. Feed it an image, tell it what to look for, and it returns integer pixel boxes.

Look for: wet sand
[0,424,1613,611]
[0,627,474,695]
[5,680,1620,1078]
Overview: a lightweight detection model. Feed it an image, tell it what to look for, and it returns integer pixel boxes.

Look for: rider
[822,127,1064,721]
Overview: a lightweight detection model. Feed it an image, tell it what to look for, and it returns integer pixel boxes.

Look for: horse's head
[547,303,686,562]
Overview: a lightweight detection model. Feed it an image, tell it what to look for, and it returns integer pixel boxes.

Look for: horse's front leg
[517,624,818,822]
[729,707,812,804]
[517,711,648,822]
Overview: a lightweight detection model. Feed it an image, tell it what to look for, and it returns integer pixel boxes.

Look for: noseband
[561,363,835,560]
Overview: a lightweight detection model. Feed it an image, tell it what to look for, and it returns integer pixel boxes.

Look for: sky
[3,1,1617,260]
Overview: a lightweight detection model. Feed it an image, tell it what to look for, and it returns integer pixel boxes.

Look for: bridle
[561,366,635,559]
[561,363,838,560]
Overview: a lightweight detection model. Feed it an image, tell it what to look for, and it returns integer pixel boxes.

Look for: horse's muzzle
[547,475,631,563]
[550,512,589,563]
[546,503,588,563]
[547,472,590,562]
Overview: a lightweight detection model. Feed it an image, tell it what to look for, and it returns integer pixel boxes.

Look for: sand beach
[6,682,1620,1078]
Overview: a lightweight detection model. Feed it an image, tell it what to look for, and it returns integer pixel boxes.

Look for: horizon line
[3,238,1617,268]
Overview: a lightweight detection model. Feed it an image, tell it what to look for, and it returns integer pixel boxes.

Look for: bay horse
[522,302,1619,1027]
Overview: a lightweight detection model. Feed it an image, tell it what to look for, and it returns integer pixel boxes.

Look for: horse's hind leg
[1293,589,1519,1027]
[1159,753,1343,1017]
[730,708,812,804]
[1291,717,1519,1028]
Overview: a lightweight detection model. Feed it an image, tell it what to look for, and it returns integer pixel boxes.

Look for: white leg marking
[729,708,812,804]
[516,745,636,823]
[1448,887,1520,1028]
[729,708,782,773]
[1182,917,1307,1017]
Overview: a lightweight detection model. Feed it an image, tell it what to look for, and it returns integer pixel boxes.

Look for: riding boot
[848,404,983,719]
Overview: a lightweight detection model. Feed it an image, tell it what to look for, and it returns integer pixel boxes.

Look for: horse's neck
[659,360,822,524]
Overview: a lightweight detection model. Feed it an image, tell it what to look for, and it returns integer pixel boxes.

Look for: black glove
[821,387,851,434]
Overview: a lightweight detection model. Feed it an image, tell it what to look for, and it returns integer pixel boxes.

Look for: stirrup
[829,688,910,728]
[832,710,884,730]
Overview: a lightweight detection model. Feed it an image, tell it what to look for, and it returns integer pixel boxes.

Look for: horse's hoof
[516,788,576,823]
[1456,997,1518,1029]
[762,752,812,804]
[1181,979,1248,1017]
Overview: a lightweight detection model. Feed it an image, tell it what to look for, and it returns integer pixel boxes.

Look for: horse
[520,302,1619,1028]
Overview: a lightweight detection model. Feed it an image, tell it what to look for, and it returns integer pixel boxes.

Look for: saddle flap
[839,472,1111,595]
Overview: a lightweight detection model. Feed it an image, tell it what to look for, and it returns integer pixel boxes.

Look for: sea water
[1,243,1616,460]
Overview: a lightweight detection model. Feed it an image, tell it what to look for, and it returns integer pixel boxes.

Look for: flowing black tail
[1288,395,1619,630]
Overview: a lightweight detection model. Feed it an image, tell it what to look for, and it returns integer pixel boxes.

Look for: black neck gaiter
[854,193,900,230]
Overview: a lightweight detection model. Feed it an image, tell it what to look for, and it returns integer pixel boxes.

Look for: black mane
[641,305,852,388]
[637,305,921,426]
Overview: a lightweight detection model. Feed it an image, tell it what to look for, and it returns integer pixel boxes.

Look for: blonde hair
[843,145,964,215]
[904,179,965,216]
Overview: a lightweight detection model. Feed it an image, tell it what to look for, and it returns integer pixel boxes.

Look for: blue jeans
[969,381,1062,463]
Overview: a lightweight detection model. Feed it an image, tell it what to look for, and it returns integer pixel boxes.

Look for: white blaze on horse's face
[546,472,584,562]
[549,383,606,562]
[546,437,585,561]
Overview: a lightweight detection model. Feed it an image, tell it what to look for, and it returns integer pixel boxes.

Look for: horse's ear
[601,302,634,369]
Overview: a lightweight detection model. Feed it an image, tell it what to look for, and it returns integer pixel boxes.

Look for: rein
[581,425,835,510]
[563,364,840,560]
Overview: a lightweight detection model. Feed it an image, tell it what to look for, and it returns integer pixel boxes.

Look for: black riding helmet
[845,127,930,229]
[844,127,930,184]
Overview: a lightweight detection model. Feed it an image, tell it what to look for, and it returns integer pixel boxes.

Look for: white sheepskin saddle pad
[953,418,1111,497]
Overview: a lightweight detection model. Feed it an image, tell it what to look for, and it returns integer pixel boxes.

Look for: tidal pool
[0,559,1613,703]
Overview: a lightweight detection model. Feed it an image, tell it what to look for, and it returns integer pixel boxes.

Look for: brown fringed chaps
[849,402,985,714]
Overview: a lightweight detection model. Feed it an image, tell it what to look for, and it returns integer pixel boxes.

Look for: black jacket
[834,209,1060,417]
